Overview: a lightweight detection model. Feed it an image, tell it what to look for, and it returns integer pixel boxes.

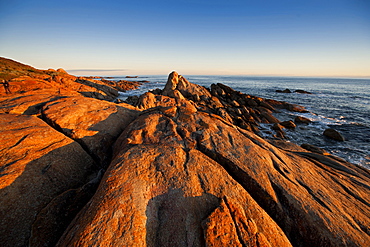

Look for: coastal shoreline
[1,58,369,246]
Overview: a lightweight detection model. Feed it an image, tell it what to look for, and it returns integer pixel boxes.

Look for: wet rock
[323,128,345,141]
[301,143,330,155]
[261,111,280,124]
[272,123,285,131]
[246,98,259,107]
[284,103,309,113]
[280,120,296,129]
[294,116,312,124]
[272,123,287,139]
[295,89,312,94]
[276,88,292,93]
[259,101,275,111]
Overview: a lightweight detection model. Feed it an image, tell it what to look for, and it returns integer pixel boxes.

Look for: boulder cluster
[1,64,369,247]
[129,72,308,139]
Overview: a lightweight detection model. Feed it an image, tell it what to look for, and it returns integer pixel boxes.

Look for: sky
[0,0,369,77]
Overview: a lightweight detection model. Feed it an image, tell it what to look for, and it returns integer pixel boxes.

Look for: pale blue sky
[1,0,369,77]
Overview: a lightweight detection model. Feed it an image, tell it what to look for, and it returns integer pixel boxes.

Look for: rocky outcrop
[0,114,96,247]
[57,72,370,247]
[29,170,104,247]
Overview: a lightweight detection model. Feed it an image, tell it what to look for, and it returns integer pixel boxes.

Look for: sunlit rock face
[41,96,139,167]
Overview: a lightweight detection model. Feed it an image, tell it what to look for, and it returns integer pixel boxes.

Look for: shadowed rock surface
[0,62,369,247]
[0,114,96,246]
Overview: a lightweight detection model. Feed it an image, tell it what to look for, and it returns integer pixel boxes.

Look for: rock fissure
[196,141,283,227]
[332,177,370,208]
[39,110,101,167]
[297,180,333,213]
[223,196,249,247]
[271,159,298,186]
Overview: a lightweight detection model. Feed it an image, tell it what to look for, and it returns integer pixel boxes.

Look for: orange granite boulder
[57,145,292,247]
[41,96,139,167]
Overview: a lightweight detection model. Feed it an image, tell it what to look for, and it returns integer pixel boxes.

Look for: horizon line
[66,70,370,80]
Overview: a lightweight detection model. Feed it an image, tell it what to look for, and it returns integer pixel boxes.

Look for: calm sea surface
[115,75,370,168]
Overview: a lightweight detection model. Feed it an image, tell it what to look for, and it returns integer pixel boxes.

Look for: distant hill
[0,57,48,80]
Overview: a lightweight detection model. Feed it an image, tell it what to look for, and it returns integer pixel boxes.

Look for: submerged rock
[276,88,292,93]
[295,89,312,94]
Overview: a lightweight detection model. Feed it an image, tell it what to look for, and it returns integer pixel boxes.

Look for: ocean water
[115,75,370,168]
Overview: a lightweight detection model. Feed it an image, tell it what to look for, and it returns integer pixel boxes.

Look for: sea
[114,75,370,169]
